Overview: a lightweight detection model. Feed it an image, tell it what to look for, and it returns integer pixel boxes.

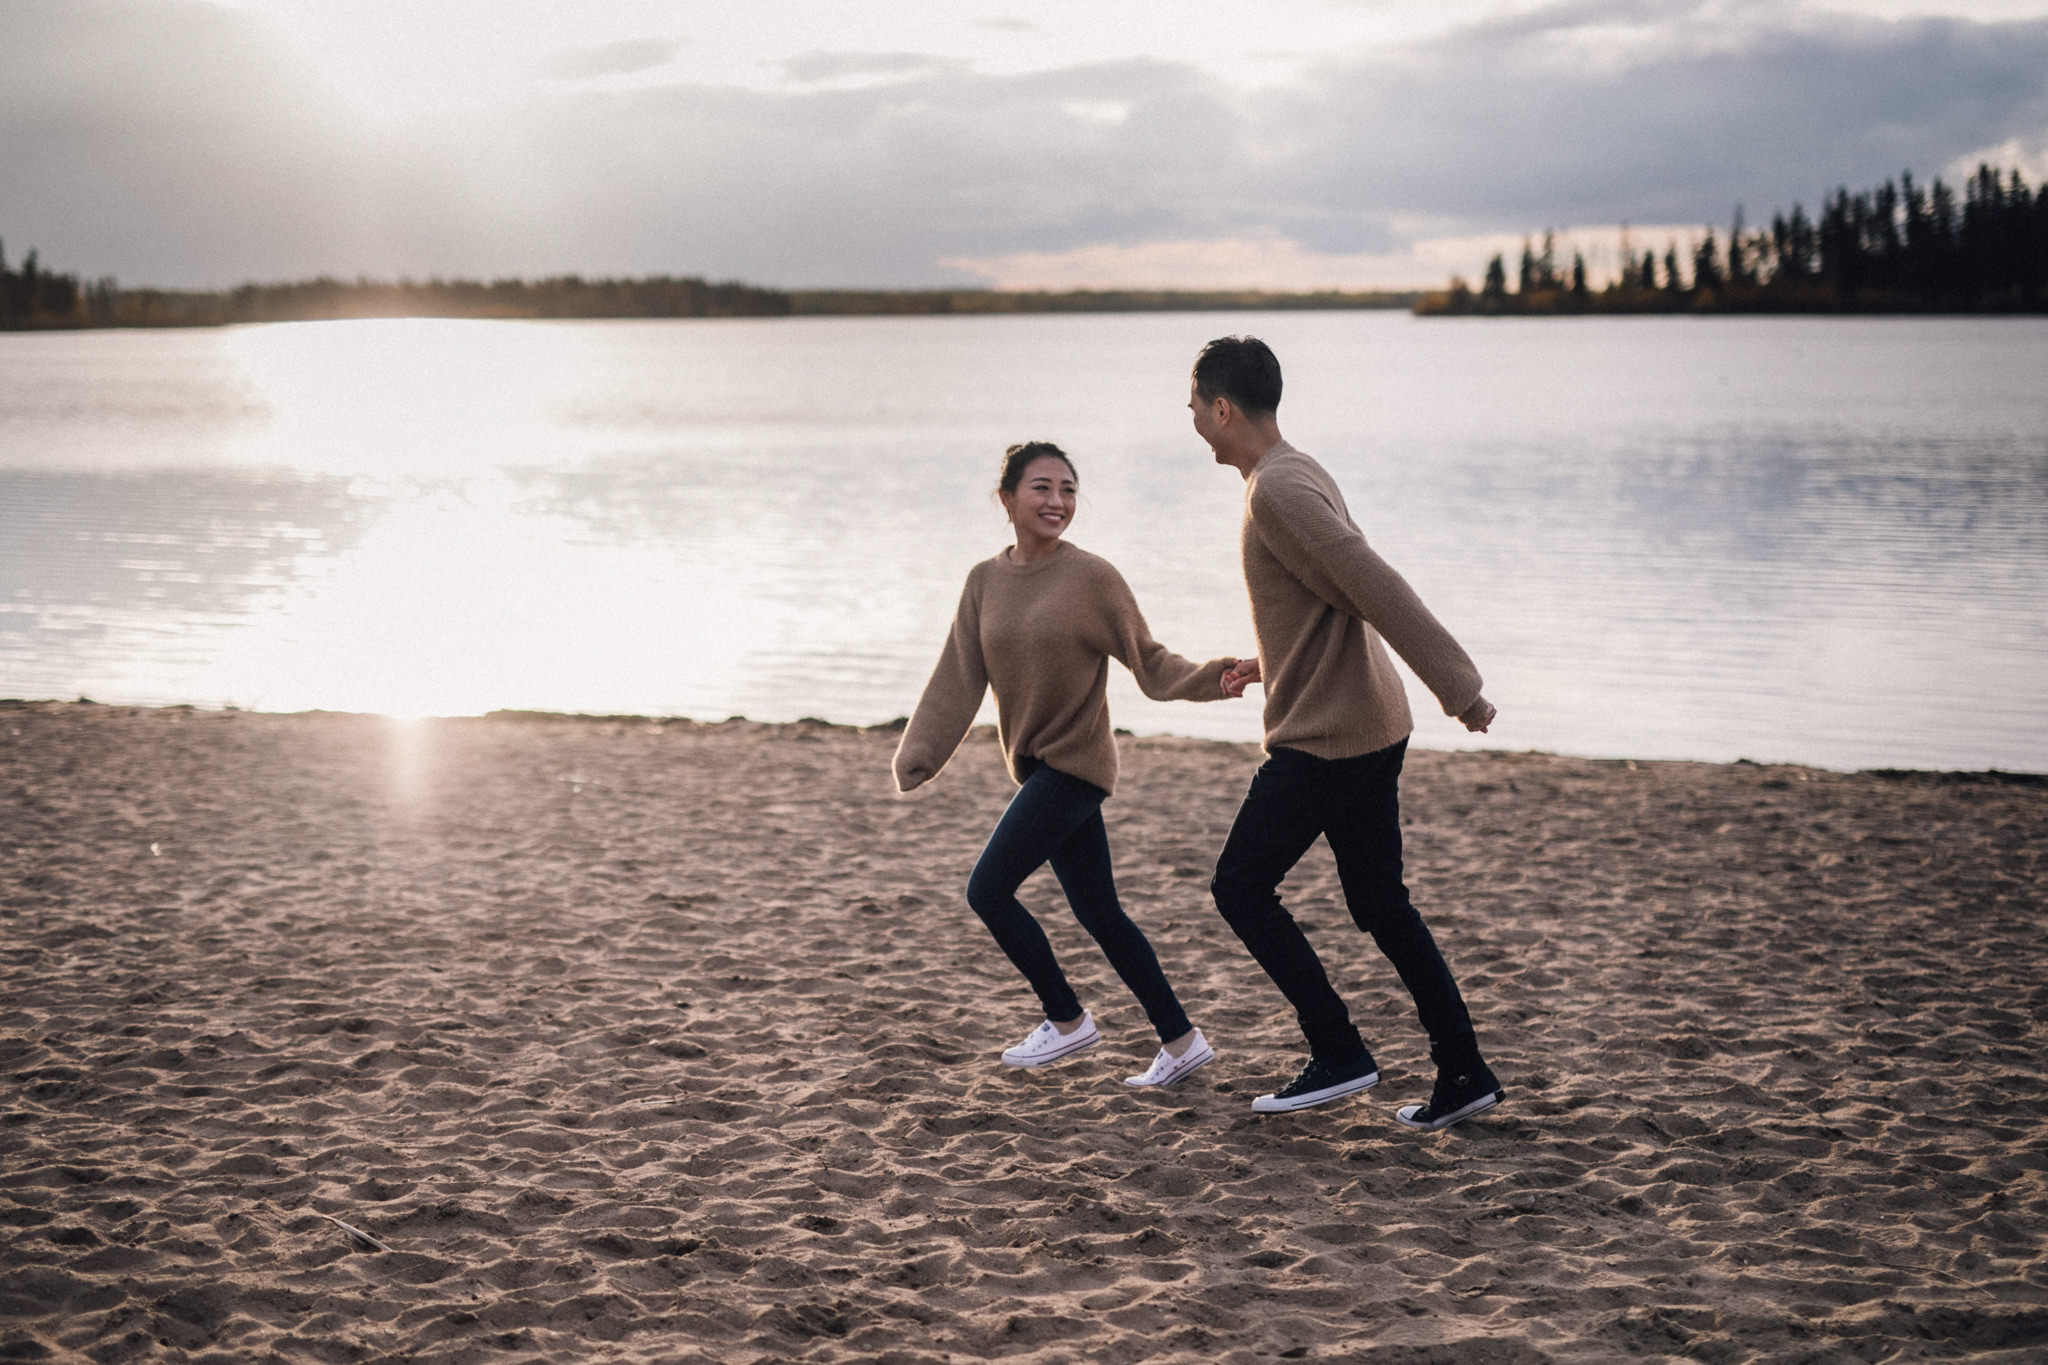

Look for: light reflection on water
[1,313,2044,773]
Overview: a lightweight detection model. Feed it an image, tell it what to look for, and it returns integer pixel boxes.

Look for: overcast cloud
[4,0,2045,289]
[544,39,680,82]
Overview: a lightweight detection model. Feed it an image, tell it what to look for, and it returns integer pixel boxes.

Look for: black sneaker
[1249,1053,1380,1113]
[1394,1064,1505,1130]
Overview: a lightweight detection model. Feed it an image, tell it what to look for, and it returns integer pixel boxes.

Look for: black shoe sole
[1250,1069,1380,1113]
[1394,1088,1505,1130]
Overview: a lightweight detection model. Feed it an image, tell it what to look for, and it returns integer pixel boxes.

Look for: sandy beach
[2,701,2044,1363]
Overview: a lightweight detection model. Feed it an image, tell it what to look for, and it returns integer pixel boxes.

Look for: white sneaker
[1124,1029,1215,1088]
[1000,1011,1100,1068]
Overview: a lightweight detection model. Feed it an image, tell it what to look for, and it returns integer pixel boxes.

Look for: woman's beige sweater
[1243,441,1483,759]
[893,543,1233,796]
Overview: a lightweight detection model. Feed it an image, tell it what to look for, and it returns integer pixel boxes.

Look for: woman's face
[1002,456,1077,544]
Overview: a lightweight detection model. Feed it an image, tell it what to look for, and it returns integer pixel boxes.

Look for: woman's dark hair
[998,441,1076,495]
[1192,335,1282,415]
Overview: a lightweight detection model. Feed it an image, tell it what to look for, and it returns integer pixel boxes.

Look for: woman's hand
[1221,657,1261,698]
[1458,695,1496,733]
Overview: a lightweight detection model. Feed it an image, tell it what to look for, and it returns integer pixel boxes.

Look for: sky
[5,0,2048,291]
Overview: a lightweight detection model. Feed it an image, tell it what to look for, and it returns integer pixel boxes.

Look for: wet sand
[3,702,2044,1363]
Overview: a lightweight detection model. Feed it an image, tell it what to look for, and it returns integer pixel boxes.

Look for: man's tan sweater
[894,543,1233,796]
[1244,441,1483,759]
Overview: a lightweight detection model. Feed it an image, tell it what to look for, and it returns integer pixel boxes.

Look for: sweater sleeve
[893,574,989,792]
[1094,563,1233,703]
[1251,476,1484,717]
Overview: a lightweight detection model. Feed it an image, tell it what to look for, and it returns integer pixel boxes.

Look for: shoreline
[11,696,2047,781]
[0,284,1423,333]
[4,701,2044,1362]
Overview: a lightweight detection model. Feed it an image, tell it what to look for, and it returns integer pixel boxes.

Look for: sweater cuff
[1196,657,1235,699]
[1438,681,1485,719]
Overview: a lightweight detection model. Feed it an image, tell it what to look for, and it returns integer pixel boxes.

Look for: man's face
[1188,379,1228,460]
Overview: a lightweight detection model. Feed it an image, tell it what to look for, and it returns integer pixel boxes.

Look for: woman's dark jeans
[966,761,1193,1043]
[1211,739,1477,1067]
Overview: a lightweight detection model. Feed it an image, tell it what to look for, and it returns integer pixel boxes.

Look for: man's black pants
[1211,738,1477,1067]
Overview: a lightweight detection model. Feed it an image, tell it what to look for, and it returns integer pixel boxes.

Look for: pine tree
[1482,253,1508,310]
[1692,231,1723,292]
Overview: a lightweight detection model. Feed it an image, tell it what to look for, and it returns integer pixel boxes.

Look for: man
[1193,335,1505,1130]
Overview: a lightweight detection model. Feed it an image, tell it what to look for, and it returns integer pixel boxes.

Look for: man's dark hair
[1192,335,1282,415]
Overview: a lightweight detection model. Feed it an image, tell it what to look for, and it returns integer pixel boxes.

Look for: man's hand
[1458,695,1496,733]
[1221,657,1261,698]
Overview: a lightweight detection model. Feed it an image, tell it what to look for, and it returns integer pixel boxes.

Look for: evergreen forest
[1418,164,2048,315]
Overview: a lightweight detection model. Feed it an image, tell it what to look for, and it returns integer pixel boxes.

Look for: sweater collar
[996,540,1074,575]
[1245,439,1298,489]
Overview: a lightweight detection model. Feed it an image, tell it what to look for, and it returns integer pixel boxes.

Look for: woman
[894,441,1241,1089]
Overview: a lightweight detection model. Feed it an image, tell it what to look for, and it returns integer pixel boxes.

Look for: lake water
[2,312,2044,773]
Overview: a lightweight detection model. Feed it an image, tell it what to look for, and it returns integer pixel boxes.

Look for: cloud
[545,39,679,81]
[1948,133,2048,181]
[6,0,2047,288]
[0,0,403,283]
[480,59,1243,284]
[1273,4,2048,233]
[937,232,1514,291]
[492,8,2048,284]
[781,51,961,85]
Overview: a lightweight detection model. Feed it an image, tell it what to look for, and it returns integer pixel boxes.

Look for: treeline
[0,242,91,326]
[0,248,1417,330]
[0,265,799,328]
[1417,164,2048,315]
[775,287,1418,315]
